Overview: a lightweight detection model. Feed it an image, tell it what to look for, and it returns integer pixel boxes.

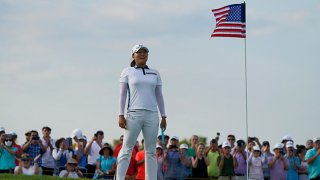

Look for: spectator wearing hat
[14,153,41,175]
[59,158,84,178]
[74,135,88,169]
[219,141,237,180]
[285,141,299,180]
[191,143,209,179]
[21,130,46,167]
[248,146,265,180]
[305,137,320,180]
[296,145,308,180]
[156,145,164,180]
[234,139,247,179]
[205,139,220,179]
[84,130,104,178]
[41,126,56,176]
[94,144,116,179]
[0,134,18,173]
[135,139,145,180]
[11,132,22,166]
[53,137,73,176]
[261,141,273,180]
[180,143,192,179]
[268,143,289,180]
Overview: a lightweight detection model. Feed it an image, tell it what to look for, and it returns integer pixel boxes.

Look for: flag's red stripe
[212,6,229,13]
[214,10,229,17]
[211,34,246,38]
[216,22,245,27]
[213,29,246,33]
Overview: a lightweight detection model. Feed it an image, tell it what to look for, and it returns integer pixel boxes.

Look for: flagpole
[243,2,249,180]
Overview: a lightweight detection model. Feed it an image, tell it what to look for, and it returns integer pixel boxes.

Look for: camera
[216,132,220,136]
[249,137,256,141]
[279,150,284,155]
[32,136,40,141]
[63,139,69,147]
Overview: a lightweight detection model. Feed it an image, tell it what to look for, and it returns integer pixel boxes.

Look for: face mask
[5,141,12,146]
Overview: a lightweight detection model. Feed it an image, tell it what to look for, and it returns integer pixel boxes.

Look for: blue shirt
[74,149,87,168]
[0,146,17,170]
[305,148,320,179]
[24,143,43,166]
[285,156,299,180]
[165,150,184,178]
[96,155,116,173]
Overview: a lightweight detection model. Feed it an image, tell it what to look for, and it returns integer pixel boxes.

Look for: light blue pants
[116,110,159,180]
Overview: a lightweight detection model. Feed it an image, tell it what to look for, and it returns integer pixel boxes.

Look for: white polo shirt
[120,66,162,112]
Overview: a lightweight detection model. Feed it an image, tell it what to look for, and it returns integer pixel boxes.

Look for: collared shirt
[268,156,289,180]
[120,66,162,113]
[305,148,320,179]
[87,141,101,165]
[25,143,43,166]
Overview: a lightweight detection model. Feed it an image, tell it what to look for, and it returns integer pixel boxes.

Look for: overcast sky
[1,0,320,147]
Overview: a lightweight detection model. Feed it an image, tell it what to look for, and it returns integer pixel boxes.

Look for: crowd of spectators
[0,126,319,180]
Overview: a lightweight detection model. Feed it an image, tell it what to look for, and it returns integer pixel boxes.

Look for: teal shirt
[305,148,320,179]
[96,155,116,173]
[0,146,17,170]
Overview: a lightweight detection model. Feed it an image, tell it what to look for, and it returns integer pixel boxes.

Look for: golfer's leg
[116,112,142,180]
[142,111,159,180]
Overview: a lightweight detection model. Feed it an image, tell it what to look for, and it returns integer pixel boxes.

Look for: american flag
[211,3,246,38]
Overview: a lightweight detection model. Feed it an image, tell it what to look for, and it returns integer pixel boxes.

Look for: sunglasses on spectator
[228,139,235,141]
[5,139,12,142]
[22,159,30,162]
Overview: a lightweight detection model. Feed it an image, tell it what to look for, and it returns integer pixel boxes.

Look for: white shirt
[14,166,36,175]
[52,148,73,161]
[41,137,56,168]
[248,155,265,179]
[87,141,101,165]
[119,66,164,115]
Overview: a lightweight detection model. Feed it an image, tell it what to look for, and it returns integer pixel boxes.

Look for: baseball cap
[10,131,17,138]
[156,145,163,149]
[171,136,179,141]
[67,158,78,165]
[0,127,5,132]
[253,146,261,151]
[79,136,87,141]
[131,44,149,54]
[222,141,231,148]
[273,143,284,150]
[313,137,320,143]
[286,141,294,148]
[71,129,83,139]
[179,144,188,149]
[282,135,293,142]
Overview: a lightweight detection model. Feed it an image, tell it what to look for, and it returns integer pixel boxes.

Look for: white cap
[156,145,163,149]
[71,129,83,139]
[273,143,284,150]
[10,131,17,136]
[0,127,5,132]
[131,44,149,54]
[282,135,293,142]
[79,135,87,141]
[179,144,188,149]
[171,136,179,141]
[286,141,294,148]
[313,137,320,143]
[222,141,231,148]
[253,146,261,151]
